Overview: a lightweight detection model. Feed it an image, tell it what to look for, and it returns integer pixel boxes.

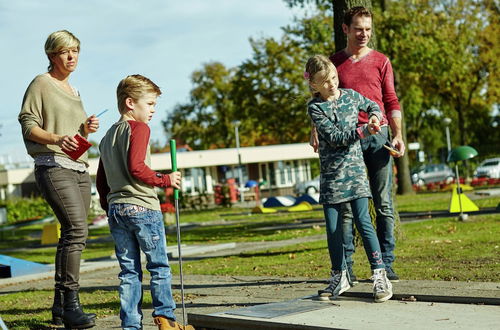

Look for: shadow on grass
[4,321,54,330]
[0,226,46,250]
[173,220,322,245]
[236,246,325,259]
[177,245,325,262]
[2,301,121,330]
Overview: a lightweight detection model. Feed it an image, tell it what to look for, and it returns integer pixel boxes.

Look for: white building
[0,143,319,201]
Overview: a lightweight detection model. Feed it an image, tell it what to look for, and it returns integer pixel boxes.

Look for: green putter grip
[170,140,179,200]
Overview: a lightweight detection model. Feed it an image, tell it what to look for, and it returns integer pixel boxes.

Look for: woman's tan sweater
[18,74,89,166]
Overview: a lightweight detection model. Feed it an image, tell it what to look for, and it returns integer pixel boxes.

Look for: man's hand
[310,126,319,153]
[388,116,405,158]
[169,171,182,189]
[391,136,406,158]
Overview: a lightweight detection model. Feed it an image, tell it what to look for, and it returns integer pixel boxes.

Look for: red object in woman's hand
[62,134,92,160]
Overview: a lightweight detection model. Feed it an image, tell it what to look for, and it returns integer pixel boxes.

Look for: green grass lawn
[0,192,498,328]
[0,192,498,265]
[176,213,499,282]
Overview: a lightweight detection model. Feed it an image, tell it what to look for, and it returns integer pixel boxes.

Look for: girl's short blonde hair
[44,30,80,71]
[116,75,162,114]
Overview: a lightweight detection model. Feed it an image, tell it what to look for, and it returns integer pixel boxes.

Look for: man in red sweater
[312,6,404,282]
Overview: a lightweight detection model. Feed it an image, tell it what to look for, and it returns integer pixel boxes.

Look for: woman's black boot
[62,290,96,329]
[51,288,64,326]
[52,288,96,326]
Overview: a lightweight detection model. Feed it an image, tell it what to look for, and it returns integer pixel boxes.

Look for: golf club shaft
[170,139,187,325]
[174,199,187,325]
[377,124,393,146]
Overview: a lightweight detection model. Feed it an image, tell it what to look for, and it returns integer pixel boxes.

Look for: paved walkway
[2,265,499,329]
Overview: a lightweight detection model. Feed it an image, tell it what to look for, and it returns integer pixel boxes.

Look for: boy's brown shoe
[153,316,195,330]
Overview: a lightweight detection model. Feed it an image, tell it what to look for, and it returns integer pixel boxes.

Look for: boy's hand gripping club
[170,139,187,326]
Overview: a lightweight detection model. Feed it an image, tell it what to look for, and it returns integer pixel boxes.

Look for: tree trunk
[332,0,376,52]
[333,1,347,51]
[393,72,414,194]
[395,116,414,194]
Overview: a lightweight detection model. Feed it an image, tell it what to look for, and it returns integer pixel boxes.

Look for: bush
[0,197,53,224]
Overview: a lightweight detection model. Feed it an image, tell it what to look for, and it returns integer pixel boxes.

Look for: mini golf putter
[375,124,401,157]
[383,142,401,157]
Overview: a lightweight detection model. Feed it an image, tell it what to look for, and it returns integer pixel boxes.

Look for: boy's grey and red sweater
[96,120,171,212]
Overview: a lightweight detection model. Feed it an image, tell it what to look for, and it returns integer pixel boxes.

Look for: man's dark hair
[344,6,372,26]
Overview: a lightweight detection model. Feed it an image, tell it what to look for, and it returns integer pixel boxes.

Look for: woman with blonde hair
[19,30,99,329]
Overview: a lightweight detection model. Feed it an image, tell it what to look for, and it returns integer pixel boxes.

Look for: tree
[377,0,500,163]
[231,36,309,145]
[165,0,499,181]
[287,0,414,194]
[165,10,334,148]
[230,11,334,146]
[163,62,238,149]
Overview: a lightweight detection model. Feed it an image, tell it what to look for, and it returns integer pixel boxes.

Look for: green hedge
[0,197,53,224]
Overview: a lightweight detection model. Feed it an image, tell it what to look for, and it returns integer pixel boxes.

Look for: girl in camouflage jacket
[305,54,393,303]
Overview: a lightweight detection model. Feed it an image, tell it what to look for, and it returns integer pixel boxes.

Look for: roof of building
[2,143,318,185]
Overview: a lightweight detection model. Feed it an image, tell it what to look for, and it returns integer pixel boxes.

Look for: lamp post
[233,120,244,202]
[443,117,452,153]
[447,146,478,221]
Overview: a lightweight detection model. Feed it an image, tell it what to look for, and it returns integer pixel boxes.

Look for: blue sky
[0,0,308,164]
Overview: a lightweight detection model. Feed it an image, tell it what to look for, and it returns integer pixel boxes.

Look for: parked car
[294,176,320,195]
[474,157,500,178]
[411,164,455,186]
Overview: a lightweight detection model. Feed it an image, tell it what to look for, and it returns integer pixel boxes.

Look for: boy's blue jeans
[342,126,396,269]
[324,198,385,271]
[108,203,176,330]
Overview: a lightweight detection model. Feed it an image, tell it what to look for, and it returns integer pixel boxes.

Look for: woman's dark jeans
[35,165,91,291]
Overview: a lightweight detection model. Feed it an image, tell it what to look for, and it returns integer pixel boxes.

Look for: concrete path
[90,274,499,330]
[5,267,497,329]
[1,241,499,329]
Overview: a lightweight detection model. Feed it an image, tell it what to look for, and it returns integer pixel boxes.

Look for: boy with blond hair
[96,74,193,330]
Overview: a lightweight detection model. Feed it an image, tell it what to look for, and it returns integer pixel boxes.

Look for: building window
[269,162,276,186]
[278,161,285,185]
[286,161,293,185]
[294,160,300,183]
[260,164,267,183]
